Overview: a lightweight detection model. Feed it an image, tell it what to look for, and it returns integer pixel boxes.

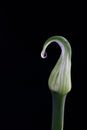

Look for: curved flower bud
[41,36,72,95]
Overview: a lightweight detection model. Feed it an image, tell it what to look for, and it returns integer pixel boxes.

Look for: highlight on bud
[41,36,72,95]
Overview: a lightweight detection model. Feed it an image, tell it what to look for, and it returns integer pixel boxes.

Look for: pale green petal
[41,36,72,95]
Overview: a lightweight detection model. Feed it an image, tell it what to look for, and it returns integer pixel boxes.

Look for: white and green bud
[41,36,72,95]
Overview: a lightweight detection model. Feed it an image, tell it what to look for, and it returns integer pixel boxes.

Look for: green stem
[51,92,66,130]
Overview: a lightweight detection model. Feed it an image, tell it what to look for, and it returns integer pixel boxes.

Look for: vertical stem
[51,92,66,130]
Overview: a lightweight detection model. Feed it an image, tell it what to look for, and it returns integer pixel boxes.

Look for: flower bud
[41,36,72,95]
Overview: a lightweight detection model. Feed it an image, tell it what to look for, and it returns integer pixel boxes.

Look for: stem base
[52,92,66,130]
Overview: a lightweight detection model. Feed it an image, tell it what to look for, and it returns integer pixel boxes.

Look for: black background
[0,4,86,130]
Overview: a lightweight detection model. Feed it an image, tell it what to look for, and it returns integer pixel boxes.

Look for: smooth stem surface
[51,92,66,130]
